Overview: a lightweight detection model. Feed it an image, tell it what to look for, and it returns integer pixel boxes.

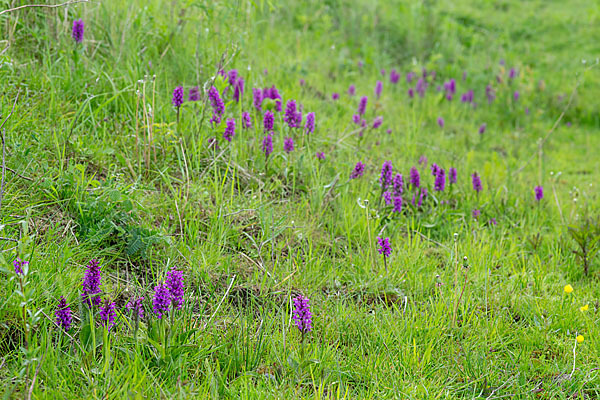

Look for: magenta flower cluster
[72,19,84,43]
[292,295,312,334]
[100,300,116,331]
[172,86,184,108]
[380,161,393,188]
[13,257,28,275]
[82,259,102,307]
[55,296,72,332]
[377,237,392,258]
[350,162,364,179]
[153,268,185,318]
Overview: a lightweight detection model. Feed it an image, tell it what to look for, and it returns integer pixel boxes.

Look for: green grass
[1,0,600,398]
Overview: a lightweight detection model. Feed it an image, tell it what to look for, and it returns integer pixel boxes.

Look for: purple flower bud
[316,152,325,160]
[393,196,403,213]
[410,167,420,188]
[390,69,400,84]
[233,77,244,102]
[305,112,315,134]
[272,87,282,100]
[348,85,356,96]
[472,209,481,219]
[408,88,414,98]
[284,100,298,128]
[227,70,238,86]
[352,114,360,124]
[332,92,339,100]
[188,86,200,101]
[208,86,225,124]
[252,88,263,111]
[242,112,251,129]
[375,81,383,99]
[358,96,368,116]
[416,78,426,97]
[82,259,102,307]
[460,90,474,103]
[513,91,520,101]
[350,161,364,179]
[393,173,404,196]
[99,300,116,331]
[377,237,392,258]
[383,191,392,205]
[434,168,446,191]
[152,283,170,319]
[263,110,274,132]
[418,187,427,207]
[472,172,482,192]
[262,134,273,158]
[172,86,184,108]
[165,268,184,310]
[72,19,84,43]
[284,137,294,153]
[380,161,393,188]
[437,117,444,128]
[55,296,72,332]
[223,118,236,142]
[479,123,487,134]
[449,167,457,184]
[292,295,312,334]
[13,258,28,275]
[372,116,383,129]
[534,186,544,201]
[295,111,302,127]
[509,68,517,79]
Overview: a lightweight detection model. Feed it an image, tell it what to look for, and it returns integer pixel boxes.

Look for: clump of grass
[568,216,600,276]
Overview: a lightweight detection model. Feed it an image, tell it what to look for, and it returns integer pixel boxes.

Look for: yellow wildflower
[577,335,584,344]
[580,304,589,312]
[564,284,573,294]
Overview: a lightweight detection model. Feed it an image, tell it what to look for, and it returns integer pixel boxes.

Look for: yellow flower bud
[577,335,584,343]
[564,284,573,294]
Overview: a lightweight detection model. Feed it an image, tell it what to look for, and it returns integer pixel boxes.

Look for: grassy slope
[0,0,600,398]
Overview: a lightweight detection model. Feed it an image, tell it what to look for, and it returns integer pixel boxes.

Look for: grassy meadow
[1,0,600,398]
